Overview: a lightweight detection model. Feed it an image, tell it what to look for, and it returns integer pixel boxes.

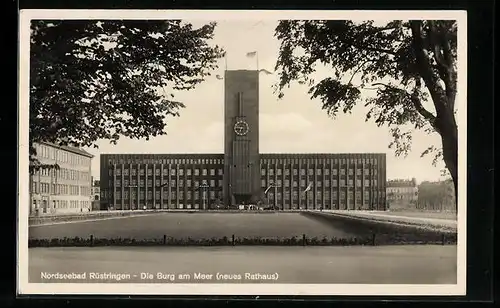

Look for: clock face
[234,120,249,136]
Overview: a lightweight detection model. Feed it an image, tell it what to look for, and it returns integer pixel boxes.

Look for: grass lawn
[29,212,359,240]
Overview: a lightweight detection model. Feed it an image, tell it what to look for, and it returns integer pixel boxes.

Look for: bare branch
[336,36,398,56]
[372,82,437,126]
[351,42,398,56]
[427,21,457,112]
[428,21,451,71]
[409,21,448,116]
[409,91,437,124]
[372,82,393,88]
[347,59,371,85]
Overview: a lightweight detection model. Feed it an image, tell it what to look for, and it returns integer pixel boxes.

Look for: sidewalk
[320,210,457,231]
[29,245,457,285]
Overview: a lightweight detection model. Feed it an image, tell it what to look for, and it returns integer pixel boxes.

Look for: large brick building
[29,142,93,216]
[99,70,387,210]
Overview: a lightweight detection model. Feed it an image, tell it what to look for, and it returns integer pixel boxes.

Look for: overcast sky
[84,19,450,183]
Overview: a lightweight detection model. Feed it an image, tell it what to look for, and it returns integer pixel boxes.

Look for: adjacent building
[29,142,93,216]
[99,70,387,211]
[386,178,418,210]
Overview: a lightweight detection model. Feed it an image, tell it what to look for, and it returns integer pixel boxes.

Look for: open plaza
[28,210,458,284]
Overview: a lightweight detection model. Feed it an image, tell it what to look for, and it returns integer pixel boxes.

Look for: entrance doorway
[233,194,253,205]
[42,200,47,214]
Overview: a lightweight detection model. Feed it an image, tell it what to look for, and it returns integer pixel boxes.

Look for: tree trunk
[437,112,458,215]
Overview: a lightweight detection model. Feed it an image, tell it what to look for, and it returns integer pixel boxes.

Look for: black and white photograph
[18,10,467,296]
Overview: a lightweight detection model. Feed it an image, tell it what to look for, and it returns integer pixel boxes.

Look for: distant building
[386,178,418,210]
[98,70,387,211]
[91,177,101,210]
[29,142,93,216]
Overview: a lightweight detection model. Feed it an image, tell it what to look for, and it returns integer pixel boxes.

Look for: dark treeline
[417,179,455,212]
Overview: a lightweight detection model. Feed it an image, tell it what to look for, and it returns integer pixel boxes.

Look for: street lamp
[158,181,168,210]
[199,182,210,210]
[125,184,138,210]
[264,183,280,210]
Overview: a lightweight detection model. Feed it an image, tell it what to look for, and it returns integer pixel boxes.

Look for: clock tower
[223,70,260,206]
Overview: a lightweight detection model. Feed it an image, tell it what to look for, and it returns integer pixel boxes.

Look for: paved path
[29,245,457,284]
[321,211,457,230]
[377,211,457,220]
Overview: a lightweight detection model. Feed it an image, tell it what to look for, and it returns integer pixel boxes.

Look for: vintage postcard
[18,9,467,296]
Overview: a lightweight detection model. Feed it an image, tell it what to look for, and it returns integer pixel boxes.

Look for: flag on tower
[246,51,257,57]
[259,68,273,75]
[216,75,223,80]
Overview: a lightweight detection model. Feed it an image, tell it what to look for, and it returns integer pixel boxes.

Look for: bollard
[90,234,94,247]
[163,234,167,245]
[371,233,376,246]
[232,234,235,246]
[302,234,306,246]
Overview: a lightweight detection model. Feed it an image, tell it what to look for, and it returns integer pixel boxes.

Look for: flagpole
[256,52,259,71]
[224,53,228,71]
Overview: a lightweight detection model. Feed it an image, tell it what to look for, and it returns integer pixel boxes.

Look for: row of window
[264,168,378,176]
[32,182,91,196]
[109,167,379,177]
[106,178,379,189]
[108,191,381,201]
[111,190,219,200]
[387,187,418,193]
[107,157,381,166]
[32,199,91,209]
[35,143,91,166]
[102,189,384,200]
[111,179,222,188]
[387,193,418,199]
[35,168,91,182]
[267,191,380,198]
[109,199,377,207]
[111,167,223,177]
[262,179,378,187]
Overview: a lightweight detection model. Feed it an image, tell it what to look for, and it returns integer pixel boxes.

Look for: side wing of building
[259,153,387,210]
[100,154,225,210]
[29,142,93,216]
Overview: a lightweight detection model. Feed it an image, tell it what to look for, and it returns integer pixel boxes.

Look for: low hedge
[28,232,456,248]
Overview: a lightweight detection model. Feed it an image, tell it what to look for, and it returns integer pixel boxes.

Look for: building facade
[29,142,93,216]
[99,70,387,211]
[99,153,386,210]
[386,178,418,210]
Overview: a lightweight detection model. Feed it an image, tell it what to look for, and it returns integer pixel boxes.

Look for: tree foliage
[274,20,458,210]
[417,179,456,211]
[30,20,225,172]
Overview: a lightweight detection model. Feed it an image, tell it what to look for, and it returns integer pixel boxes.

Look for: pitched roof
[39,141,94,158]
[387,179,417,187]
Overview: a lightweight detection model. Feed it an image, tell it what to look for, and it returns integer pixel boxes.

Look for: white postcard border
[18,9,468,296]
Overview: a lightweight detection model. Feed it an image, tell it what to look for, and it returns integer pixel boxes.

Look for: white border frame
[18,9,467,296]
